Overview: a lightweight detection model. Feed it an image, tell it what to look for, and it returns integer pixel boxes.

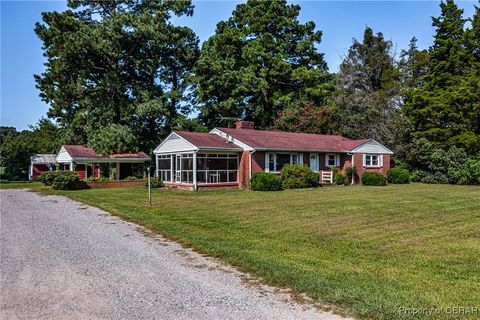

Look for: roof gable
[154,131,242,154]
[349,140,394,154]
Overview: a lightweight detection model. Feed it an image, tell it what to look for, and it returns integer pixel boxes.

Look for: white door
[309,153,319,172]
[175,154,181,183]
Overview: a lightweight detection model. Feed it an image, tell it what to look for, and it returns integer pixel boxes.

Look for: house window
[326,153,338,167]
[276,154,291,171]
[268,153,275,172]
[364,154,382,167]
[265,153,302,172]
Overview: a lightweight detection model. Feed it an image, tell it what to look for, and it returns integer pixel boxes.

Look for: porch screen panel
[196,154,238,184]
[181,154,193,183]
[158,155,171,182]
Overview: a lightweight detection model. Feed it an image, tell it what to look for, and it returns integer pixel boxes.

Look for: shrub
[145,176,163,188]
[387,168,410,184]
[280,164,319,189]
[344,166,358,184]
[51,171,83,190]
[361,172,387,186]
[250,172,282,191]
[458,159,480,185]
[334,173,349,186]
[39,171,63,186]
[124,176,142,181]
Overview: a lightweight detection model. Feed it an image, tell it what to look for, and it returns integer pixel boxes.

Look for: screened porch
[157,153,240,186]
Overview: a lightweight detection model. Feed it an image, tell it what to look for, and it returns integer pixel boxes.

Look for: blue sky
[1,1,476,130]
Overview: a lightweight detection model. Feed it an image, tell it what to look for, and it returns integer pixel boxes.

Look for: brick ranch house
[29,145,150,181]
[154,121,393,190]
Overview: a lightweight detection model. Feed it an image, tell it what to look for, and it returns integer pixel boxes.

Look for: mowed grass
[0,181,44,189]
[15,183,480,319]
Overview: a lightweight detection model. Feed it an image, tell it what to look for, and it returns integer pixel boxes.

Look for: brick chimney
[235,120,255,130]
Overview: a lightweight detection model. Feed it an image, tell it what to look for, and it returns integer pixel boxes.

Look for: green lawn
[0,181,44,189]
[5,183,480,319]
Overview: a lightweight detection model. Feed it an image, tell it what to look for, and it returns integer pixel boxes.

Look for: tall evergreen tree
[194,0,333,129]
[404,0,479,153]
[35,0,199,152]
[334,27,400,145]
[398,37,429,93]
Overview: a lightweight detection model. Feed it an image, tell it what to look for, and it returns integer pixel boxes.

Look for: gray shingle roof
[30,154,57,165]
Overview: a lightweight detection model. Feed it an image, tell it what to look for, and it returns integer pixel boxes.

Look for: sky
[0,1,476,131]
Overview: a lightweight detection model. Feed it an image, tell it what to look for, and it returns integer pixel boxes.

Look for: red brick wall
[86,180,145,188]
[353,154,391,183]
[238,151,250,188]
[238,151,265,188]
[251,151,265,175]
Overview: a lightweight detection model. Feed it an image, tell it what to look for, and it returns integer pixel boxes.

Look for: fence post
[147,168,151,206]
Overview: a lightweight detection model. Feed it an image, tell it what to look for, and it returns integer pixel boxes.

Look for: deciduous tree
[35,0,199,152]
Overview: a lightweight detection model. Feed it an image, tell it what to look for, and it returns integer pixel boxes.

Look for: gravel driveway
[1,189,347,320]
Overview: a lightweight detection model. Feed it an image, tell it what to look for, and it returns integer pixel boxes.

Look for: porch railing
[320,170,333,184]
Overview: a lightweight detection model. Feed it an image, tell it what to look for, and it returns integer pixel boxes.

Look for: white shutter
[299,153,303,164]
[379,155,384,167]
[265,153,269,172]
[336,154,340,167]
[363,154,366,167]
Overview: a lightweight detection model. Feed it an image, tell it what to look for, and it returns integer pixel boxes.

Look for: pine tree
[35,0,199,152]
[404,0,479,153]
[194,0,333,129]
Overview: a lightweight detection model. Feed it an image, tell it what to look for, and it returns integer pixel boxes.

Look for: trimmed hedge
[39,171,63,186]
[280,164,319,189]
[334,173,349,186]
[51,171,82,190]
[250,172,282,191]
[387,168,410,184]
[361,172,387,186]
[40,171,86,190]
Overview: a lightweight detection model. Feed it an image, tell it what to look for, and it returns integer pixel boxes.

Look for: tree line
[1,0,479,183]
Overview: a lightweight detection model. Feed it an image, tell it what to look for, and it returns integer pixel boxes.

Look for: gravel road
[0,189,348,320]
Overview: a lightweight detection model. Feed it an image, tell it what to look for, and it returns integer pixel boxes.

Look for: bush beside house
[361,172,387,186]
[334,173,349,186]
[39,171,63,186]
[250,172,283,191]
[146,176,163,188]
[387,168,410,184]
[280,164,319,189]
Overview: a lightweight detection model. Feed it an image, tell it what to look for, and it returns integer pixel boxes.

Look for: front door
[309,153,319,172]
[175,154,181,183]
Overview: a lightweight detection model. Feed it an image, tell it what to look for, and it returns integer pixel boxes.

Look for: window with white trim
[325,153,339,167]
[364,154,383,167]
[265,153,302,172]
